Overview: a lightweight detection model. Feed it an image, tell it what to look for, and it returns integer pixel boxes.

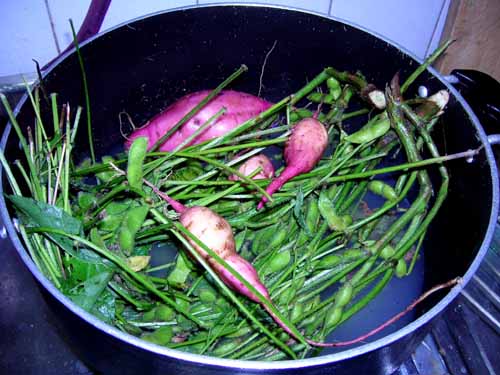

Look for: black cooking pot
[1,5,498,375]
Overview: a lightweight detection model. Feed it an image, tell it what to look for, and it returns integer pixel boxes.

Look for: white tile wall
[0,0,449,78]
[331,0,446,59]
[0,0,58,76]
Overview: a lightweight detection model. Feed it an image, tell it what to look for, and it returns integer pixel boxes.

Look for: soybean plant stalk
[400,39,454,94]
[345,88,432,288]
[70,20,95,164]
[393,105,450,259]
[28,227,205,326]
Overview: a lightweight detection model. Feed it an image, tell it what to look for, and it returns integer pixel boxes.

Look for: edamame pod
[335,283,353,308]
[326,77,342,100]
[127,136,148,189]
[396,259,407,277]
[345,113,390,144]
[267,250,291,273]
[325,306,343,328]
[380,245,395,260]
[318,190,348,231]
[119,205,149,254]
[368,180,398,201]
[305,198,320,235]
[317,254,342,269]
[155,304,175,321]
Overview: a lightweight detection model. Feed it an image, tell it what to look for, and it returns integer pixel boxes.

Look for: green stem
[400,39,454,94]
[70,20,95,164]
[0,94,44,200]
[27,227,205,327]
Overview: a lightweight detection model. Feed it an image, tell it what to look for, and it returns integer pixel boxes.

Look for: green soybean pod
[291,108,314,122]
[268,227,288,250]
[155,305,175,321]
[142,326,173,345]
[199,289,217,303]
[278,287,296,306]
[307,92,325,103]
[318,190,347,232]
[234,228,248,252]
[345,113,391,144]
[292,276,306,291]
[77,192,96,210]
[290,303,304,322]
[327,78,342,101]
[342,248,366,261]
[127,136,148,189]
[96,155,117,183]
[226,326,252,338]
[142,308,156,322]
[324,306,343,328]
[212,340,241,357]
[341,214,353,227]
[305,198,320,235]
[259,224,279,246]
[326,76,340,90]
[380,244,396,260]
[289,111,300,123]
[296,229,309,247]
[396,259,407,278]
[119,205,149,254]
[305,312,325,336]
[326,184,340,200]
[368,180,398,201]
[335,283,353,308]
[267,249,291,273]
[317,254,342,269]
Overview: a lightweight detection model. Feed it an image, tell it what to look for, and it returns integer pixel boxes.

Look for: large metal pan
[1,4,498,374]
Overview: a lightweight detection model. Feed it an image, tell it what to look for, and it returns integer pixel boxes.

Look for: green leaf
[65,248,111,283]
[67,270,113,311]
[167,252,192,287]
[8,195,83,254]
[91,288,116,324]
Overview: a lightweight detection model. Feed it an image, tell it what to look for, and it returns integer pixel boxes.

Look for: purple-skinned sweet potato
[258,118,328,209]
[229,154,275,181]
[125,90,272,152]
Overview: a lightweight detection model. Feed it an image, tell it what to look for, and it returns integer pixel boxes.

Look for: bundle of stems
[0,40,469,360]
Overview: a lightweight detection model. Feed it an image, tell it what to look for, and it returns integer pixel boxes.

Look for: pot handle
[488,134,500,146]
[444,69,500,136]
[444,70,500,159]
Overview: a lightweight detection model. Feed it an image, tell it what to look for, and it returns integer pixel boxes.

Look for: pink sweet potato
[125,90,272,152]
[258,118,328,209]
[179,206,270,302]
[147,179,431,348]
[229,154,275,181]
[146,183,271,302]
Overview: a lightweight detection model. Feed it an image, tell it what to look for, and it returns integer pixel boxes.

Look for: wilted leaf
[127,255,151,272]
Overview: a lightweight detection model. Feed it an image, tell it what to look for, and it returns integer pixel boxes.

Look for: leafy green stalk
[70,20,95,164]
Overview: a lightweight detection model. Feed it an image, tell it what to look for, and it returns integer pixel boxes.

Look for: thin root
[258,40,278,97]
[307,276,461,347]
[119,111,136,141]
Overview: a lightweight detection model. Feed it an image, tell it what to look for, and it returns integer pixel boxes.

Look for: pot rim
[1,3,498,370]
